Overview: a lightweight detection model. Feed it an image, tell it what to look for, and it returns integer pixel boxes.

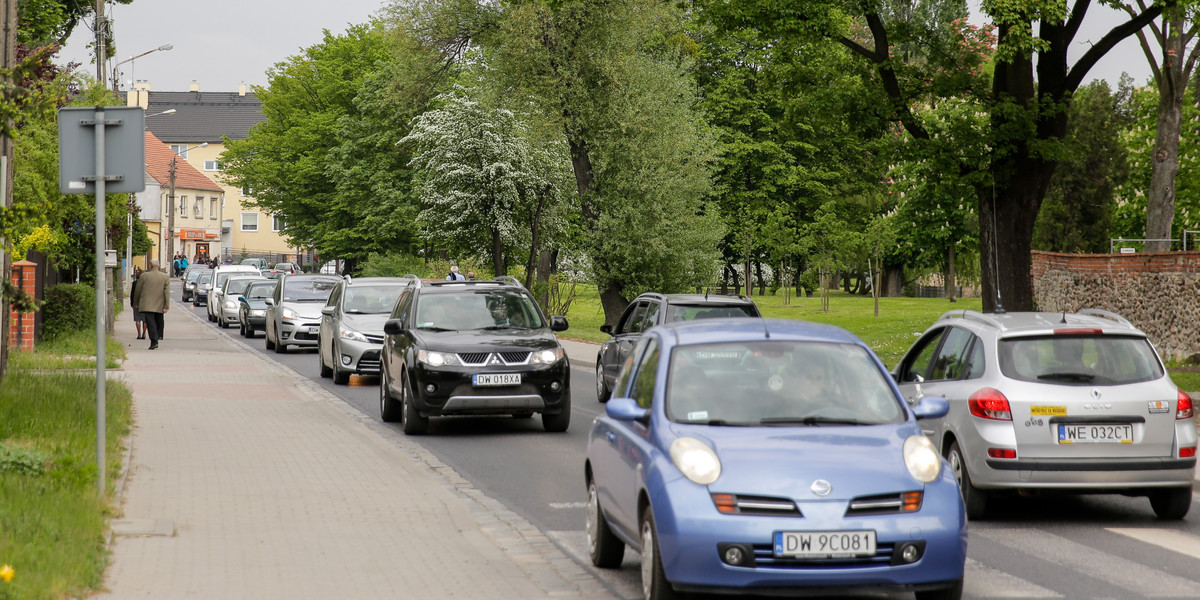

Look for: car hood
[341,313,390,335]
[280,301,327,320]
[415,328,561,352]
[242,299,269,310]
[671,422,929,501]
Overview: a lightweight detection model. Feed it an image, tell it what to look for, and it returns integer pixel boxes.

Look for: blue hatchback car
[584,318,967,600]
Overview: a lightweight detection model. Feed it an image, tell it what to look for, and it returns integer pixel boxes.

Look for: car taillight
[969,388,1012,421]
[1180,447,1197,458]
[1178,389,1193,420]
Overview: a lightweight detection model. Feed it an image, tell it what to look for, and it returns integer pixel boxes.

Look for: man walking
[132,259,170,349]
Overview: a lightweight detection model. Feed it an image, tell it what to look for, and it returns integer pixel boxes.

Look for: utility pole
[167,157,176,264]
[94,0,106,87]
[0,0,17,379]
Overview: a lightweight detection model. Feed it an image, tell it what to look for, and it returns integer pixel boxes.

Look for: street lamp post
[112,44,173,94]
[166,142,208,269]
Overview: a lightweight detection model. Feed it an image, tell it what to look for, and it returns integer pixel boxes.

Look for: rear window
[666,303,758,322]
[998,335,1164,385]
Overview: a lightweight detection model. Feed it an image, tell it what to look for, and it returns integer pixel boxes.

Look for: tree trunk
[598,285,628,328]
[536,249,553,307]
[944,244,957,302]
[882,265,903,297]
[492,226,504,276]
[1145,15,1188,253]
[525,186,547,289]
[755,260,765,295]
[978,179,1044,313]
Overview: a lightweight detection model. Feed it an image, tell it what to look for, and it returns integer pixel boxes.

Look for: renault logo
[1091,389,1102,400]
[810,479,832,496]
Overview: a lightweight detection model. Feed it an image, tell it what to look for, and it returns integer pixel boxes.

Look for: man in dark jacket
[132,259,170,349]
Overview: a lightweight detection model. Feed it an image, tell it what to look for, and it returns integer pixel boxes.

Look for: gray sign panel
[58,106,146,194]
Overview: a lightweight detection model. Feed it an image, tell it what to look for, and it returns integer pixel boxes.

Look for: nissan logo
[810,479,832,496]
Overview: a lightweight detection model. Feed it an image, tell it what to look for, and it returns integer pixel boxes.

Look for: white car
[205,265,261,323]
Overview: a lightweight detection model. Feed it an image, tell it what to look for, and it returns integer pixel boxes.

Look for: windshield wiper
[1037,371,1095,383]
[686,419,752,427]
[759,417,869,426]
[417,326,455,332]
[478,325,531,330]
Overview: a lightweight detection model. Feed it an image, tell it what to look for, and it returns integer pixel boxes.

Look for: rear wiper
[1037,371,1095,383]
[759,417,869,426]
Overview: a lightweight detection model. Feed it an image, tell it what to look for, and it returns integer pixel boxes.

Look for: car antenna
[1060,311,1068,324]
[704,288,709,301]
[762,319,770,339]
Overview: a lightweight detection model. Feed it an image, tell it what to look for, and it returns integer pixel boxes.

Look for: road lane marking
[550,502,587,509]
[1107,527,1200,562]
[964,558,1062,598]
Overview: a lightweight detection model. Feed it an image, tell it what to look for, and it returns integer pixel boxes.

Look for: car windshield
[998,334,1164,385]
[185,270,207,282]
[666,304,758,321]
[245,282,275,299]
[197,273,212,284]
[283,278,338,302]
[666,341,904,426]
[224,278,258,295]
[344,284,406,314]
[415,290,544,330]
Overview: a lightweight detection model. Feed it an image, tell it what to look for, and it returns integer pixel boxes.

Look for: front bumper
[411,359,570,416]
[647,469,967,593]
[334,338,384,375]
[278,320,321,347]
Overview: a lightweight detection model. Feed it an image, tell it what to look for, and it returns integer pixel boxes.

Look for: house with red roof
[134,131,225,269]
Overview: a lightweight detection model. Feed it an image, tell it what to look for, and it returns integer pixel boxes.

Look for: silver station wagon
[894,309,1196,520]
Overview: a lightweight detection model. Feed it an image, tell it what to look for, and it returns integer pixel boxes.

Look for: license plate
[773,530,876,559]
[1057,424,1133,444]
[307,326,320,334]
[473,373,521,387]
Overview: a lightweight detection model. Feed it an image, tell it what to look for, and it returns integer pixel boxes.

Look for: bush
[41,283,95,341]
[358,252,429,278]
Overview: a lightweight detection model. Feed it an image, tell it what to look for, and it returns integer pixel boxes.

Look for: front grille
[358,350,381,372]
[456,352,532,366]
[364,333,385,344]
[845,492,920,516]
[750,542,896,569]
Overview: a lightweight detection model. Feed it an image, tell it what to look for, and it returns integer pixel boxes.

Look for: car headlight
[669,437,721,485]
[250,309,266,317]
[903,435,941,483]
[281,307,300,321]
[529,347,564,365]
[224,300,238,310]
[417,350,460,367]
[339,326,369,343]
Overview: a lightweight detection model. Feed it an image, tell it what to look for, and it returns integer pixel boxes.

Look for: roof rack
[638,292,668,302]
[1076,308,1132,327]
[400,274,423,288]
[494,275,524,288]
[938,309,1008,331]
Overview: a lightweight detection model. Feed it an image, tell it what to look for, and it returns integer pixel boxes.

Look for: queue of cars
[183,265,1194,600]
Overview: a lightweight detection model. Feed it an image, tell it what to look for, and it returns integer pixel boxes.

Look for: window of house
[170,144,190,159]
[204,160,222,171]
[241,185,255,196]
[273,215,284,232]
[194,196,203,219]
[241,212,258,232]
[210,198,218,219]
[180,195,188,218]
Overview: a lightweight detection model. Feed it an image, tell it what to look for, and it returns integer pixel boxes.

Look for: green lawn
[0,331,131,600]
[559,285,1199,389]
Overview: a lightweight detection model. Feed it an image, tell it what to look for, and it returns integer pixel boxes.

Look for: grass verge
[8,328,125,371]
[0,340,132,599]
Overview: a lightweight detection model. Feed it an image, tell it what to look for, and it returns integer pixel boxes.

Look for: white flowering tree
[401,86,572,276]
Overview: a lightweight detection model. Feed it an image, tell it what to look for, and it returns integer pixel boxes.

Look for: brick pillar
[8,259,36,351]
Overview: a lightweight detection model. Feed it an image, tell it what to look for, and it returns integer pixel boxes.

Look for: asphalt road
[179,286,1200,600]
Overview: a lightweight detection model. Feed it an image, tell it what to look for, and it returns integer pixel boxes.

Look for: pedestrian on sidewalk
[133,259,170,350]
[130,267,146,339]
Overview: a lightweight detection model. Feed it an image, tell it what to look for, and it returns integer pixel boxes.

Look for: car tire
[587,479,625,568]
[400,371,428,435]
[947,441,987,520]
[542,395,571,433]
[640,506,678,600]
[265,329,275,350]
[238,321,246,337]
[332,362,350,385]
[319,352,332,378]
[275,339,288,354]
[1149,487,1192,520]
[596,361,610,402]
[379,373,401,423]
[219,318,228,329]
[915,579,963,600]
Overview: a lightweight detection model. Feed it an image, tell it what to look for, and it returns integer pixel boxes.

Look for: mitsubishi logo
[810,479,832,496]
[487,354,504,366]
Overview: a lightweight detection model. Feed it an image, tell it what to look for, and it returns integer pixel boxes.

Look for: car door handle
[606,432,617,444]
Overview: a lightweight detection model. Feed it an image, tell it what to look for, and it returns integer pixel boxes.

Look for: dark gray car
[595,293,761,401]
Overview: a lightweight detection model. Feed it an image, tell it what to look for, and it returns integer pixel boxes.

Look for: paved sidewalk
[100,304,616,599]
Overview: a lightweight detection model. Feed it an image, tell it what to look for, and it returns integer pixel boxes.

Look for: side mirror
[911,395,949,420]
[321,306,336,315]
[237,296,246,303]
[606,397,649,422]
[383,318,404,335]
[549,315,569,332]
[600,324,613,335]
[264,298,275,306]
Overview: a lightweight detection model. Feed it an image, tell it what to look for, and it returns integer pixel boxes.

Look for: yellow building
[128,85,299,265]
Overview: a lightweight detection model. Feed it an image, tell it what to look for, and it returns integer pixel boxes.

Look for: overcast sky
[59,1,1152,95]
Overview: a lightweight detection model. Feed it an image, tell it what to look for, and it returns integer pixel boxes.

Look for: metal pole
[93,107,107,497]
[167,157,175,268]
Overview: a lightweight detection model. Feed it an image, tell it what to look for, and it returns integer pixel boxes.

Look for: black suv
[595,293,760,401]
[379,277,571,434]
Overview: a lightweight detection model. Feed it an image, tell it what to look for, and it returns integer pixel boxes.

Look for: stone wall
[1031,250,1200,361]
